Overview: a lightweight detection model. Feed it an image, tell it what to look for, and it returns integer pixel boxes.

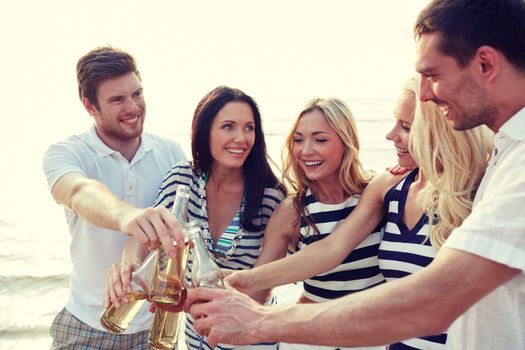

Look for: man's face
[415,33,497,131]
[85,72,146,145]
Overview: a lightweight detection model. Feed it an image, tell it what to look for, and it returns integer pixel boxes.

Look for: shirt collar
[88,125,153,160]
[499,106,525,141]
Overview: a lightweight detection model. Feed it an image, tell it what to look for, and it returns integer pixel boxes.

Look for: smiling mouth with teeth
[395,147,409,154]
[226,148,245,154]
[303,160,324,167]
[121,116,139,125]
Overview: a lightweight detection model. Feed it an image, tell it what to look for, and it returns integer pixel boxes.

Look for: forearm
[263,273,444,346]
[259,248,520,347]
[63,177,134,231]
[253,213,383,290]
[252,241,342,290]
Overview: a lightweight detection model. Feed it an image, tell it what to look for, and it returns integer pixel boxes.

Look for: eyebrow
[105,87,143,102]
[106,95,123,102]
[219,120,255,125]
[294,130,330,136]
[416,64,437,75]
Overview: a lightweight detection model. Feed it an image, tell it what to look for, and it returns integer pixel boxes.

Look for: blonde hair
[282,98,373,234]
[405,75,493,248]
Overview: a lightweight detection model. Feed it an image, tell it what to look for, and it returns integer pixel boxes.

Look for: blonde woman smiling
[227,76,493,349]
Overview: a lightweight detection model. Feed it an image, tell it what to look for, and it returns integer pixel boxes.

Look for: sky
[0,0,425,226]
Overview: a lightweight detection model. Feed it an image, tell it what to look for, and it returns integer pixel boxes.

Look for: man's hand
[118,206,185,259]
[105,261,138,309]
[187,287,267,347]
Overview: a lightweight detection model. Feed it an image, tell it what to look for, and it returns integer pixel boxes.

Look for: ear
[475,46,501,83]
[82,97,98,117]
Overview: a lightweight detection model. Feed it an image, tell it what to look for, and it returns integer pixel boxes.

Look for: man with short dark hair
[185,1,525,349]
[43,46,186,349]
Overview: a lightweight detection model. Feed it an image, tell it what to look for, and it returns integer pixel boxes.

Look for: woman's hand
[105,261,138,309]
[386,164,416,175]
[225,270,257,295]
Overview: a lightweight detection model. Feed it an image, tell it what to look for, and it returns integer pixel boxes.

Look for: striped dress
[295,190,385,302]
[379,169,447,350]
[154,161,285,350]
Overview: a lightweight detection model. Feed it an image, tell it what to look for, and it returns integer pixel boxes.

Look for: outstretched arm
[227,172,395,293]
[243,198,300,302]
[51,172,185,255]
[189,247,520,347]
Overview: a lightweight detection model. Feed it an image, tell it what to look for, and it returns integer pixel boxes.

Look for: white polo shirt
[43,125,186,333]
[444,108,525,349]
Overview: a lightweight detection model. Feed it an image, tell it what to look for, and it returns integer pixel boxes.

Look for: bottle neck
[172,194,189,223]
[192,232,210,262]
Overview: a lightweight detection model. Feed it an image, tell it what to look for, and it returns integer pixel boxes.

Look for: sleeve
[444,146,525,272]
[153,161,195,209]
[260,187,286,224]
[42,141,87,192]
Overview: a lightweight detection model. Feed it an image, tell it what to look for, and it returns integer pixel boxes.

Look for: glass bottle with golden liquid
[149,185,191,305]
[99,251,156,334]
[148,186,191,350]
[189,223,225,350]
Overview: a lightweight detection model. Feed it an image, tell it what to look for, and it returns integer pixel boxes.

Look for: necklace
[194,171,245,263]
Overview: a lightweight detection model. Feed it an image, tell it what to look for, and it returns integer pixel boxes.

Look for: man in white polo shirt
[43,46,186,349]
[185,1,525,349]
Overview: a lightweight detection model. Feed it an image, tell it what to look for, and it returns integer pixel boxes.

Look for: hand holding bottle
[105,260,140,309]
[100,251,157,334]
[118,206,186,258]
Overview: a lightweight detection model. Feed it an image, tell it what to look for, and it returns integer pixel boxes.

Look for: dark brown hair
[414,0,525,71]
[191,86,286,231]
[76,46,141,109]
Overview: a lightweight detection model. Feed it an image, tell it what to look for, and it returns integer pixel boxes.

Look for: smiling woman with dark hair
[106,85,286,350]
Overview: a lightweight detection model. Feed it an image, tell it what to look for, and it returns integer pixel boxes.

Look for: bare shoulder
[272,196,299,218]
[265,196,300,239]
[367,171,409,197]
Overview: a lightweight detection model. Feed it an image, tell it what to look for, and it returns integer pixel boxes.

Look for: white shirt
[444,107,525,349]
[43,125,186,332]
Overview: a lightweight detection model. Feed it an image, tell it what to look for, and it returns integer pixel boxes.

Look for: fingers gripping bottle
[149,185,191,350]
[100,251,156,334]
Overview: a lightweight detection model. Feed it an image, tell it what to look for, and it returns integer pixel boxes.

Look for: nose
[124,98,140,114]
[300,139,315,155]
[419,77,435,102]
[385,126,399,142]
[233,129,247,143]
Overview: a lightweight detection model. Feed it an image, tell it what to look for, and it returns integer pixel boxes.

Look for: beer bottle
[148,186,191,349]
[100,251,156,334]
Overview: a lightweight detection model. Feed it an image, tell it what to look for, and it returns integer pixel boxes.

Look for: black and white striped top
[379,169,447,350]
[154,161,284,350]
[295,190,385,303]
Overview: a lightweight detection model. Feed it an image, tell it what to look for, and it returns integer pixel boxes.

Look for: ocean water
[0,97,396,349]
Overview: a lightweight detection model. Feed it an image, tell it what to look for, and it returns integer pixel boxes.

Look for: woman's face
[385,92,418,168]
[209,101,256,171]
[292,109,345,184]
